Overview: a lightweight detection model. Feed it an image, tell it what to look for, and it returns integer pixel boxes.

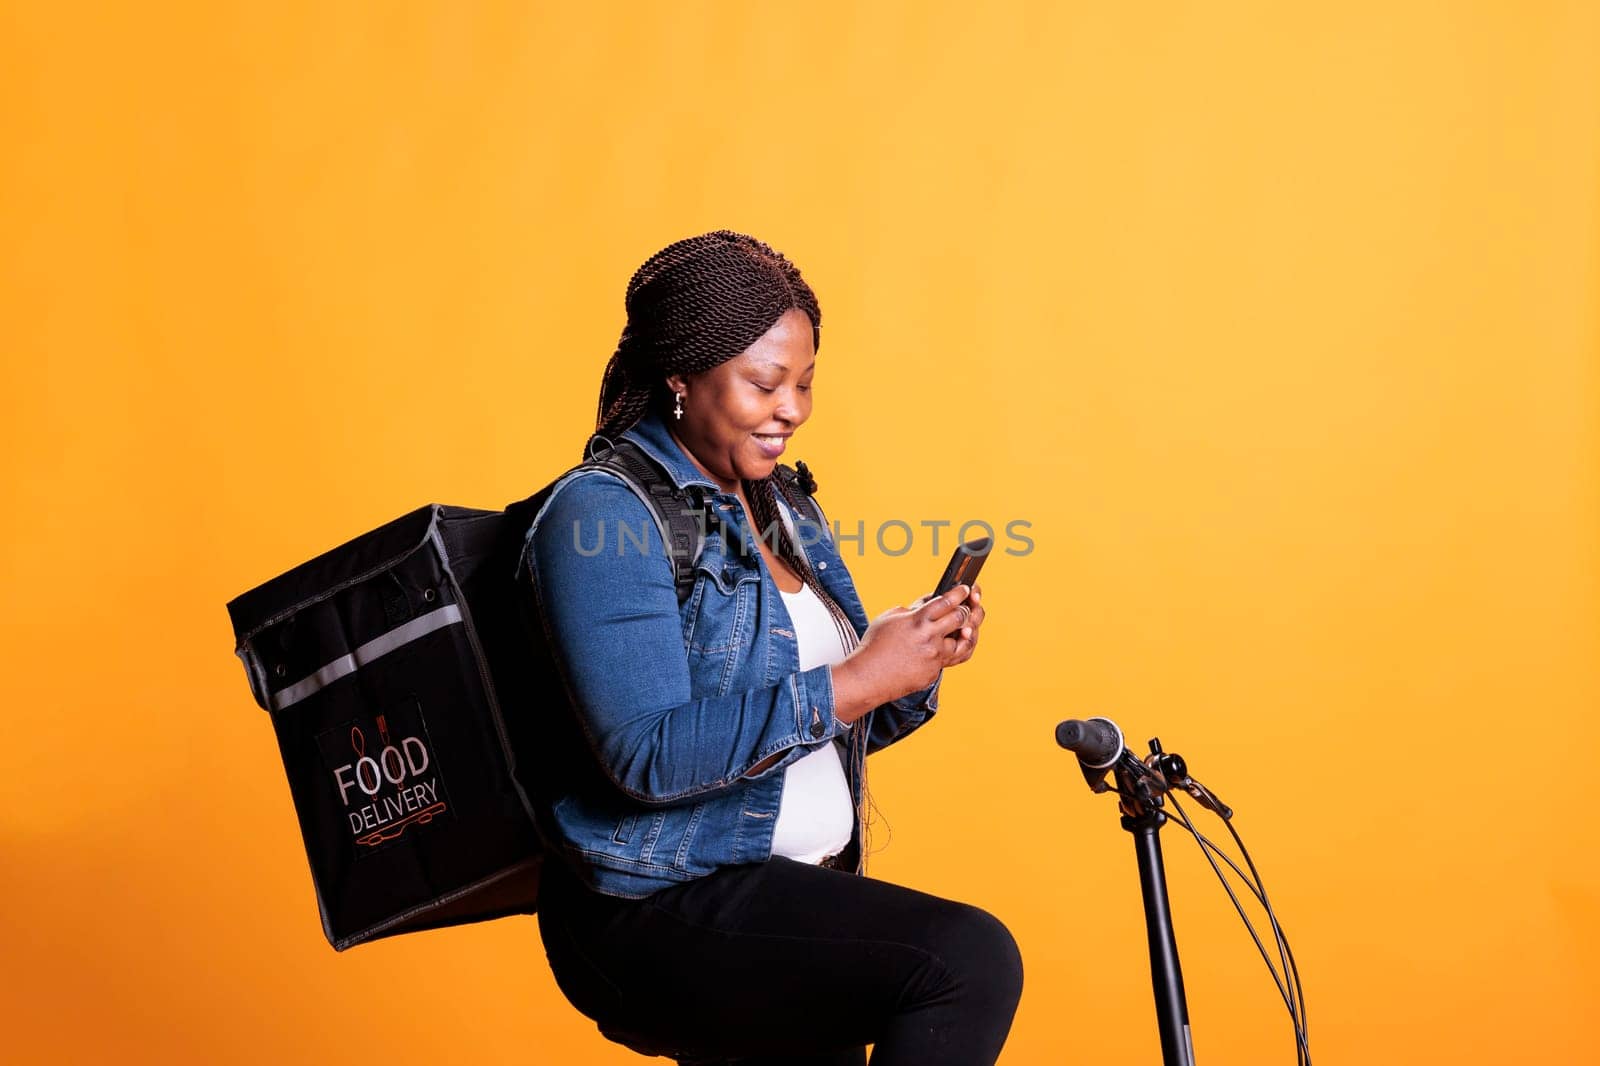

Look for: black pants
[536,854,1023,1065]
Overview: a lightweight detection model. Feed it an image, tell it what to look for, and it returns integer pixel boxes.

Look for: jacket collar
[616,407,724,493]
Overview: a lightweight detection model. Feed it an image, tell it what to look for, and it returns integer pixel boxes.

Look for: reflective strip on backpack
[269,602,464,711]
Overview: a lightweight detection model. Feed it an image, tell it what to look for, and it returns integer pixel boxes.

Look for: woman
[521,230,1021,1065]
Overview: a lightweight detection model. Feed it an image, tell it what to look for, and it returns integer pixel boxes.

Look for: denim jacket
[519,407,942,898]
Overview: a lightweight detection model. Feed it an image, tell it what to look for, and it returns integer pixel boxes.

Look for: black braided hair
[589,230,822,453]
[588,230,882,865]
[587,230,842,637]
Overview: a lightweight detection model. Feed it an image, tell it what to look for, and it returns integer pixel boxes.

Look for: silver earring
[673,391,684,420]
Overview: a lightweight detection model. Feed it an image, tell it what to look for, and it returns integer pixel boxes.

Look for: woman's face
[665,306,817,494]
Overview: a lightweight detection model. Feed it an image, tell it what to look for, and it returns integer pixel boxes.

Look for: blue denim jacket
[520,407,942,898]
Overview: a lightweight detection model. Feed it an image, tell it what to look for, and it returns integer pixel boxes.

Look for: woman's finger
[918,584,970,626]
[941,626,976,663]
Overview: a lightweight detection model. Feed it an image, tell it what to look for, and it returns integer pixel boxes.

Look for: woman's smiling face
[665,307,817,493]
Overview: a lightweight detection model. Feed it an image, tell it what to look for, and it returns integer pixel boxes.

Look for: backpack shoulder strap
[586,439,707,604]
[774,459,827,532]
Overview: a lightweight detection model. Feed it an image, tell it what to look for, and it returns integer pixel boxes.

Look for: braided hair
[588,230,882,864]
[586,230,845,638]
[590,231,820,446]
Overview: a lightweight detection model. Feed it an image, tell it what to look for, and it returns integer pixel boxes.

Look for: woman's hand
[829,583,984,724]
[940,581,983,667]
[906,582,984,669]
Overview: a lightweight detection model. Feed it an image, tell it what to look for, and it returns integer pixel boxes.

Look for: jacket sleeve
[523,470,842,806]
[864,672,941,755]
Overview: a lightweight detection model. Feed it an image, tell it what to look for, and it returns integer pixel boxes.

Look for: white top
[769,578,855,864]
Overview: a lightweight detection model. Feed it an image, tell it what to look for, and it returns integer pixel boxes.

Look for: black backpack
[226,438,822,952]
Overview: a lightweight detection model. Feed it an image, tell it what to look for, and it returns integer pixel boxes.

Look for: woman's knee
[932,902,1024,1011]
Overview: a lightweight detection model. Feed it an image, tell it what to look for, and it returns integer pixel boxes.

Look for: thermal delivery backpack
[224,439,735,951]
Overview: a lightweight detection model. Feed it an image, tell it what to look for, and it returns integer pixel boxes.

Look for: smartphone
[933,536,992,599]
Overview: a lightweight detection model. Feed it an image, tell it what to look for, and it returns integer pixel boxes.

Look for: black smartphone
[933,536,992,599]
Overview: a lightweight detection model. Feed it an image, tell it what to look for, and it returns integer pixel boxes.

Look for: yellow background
[3,2,1596,1062]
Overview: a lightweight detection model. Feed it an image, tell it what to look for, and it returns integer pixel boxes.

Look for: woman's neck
[664,423,741,496]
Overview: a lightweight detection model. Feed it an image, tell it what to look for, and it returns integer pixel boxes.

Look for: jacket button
[810,721,826,738]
